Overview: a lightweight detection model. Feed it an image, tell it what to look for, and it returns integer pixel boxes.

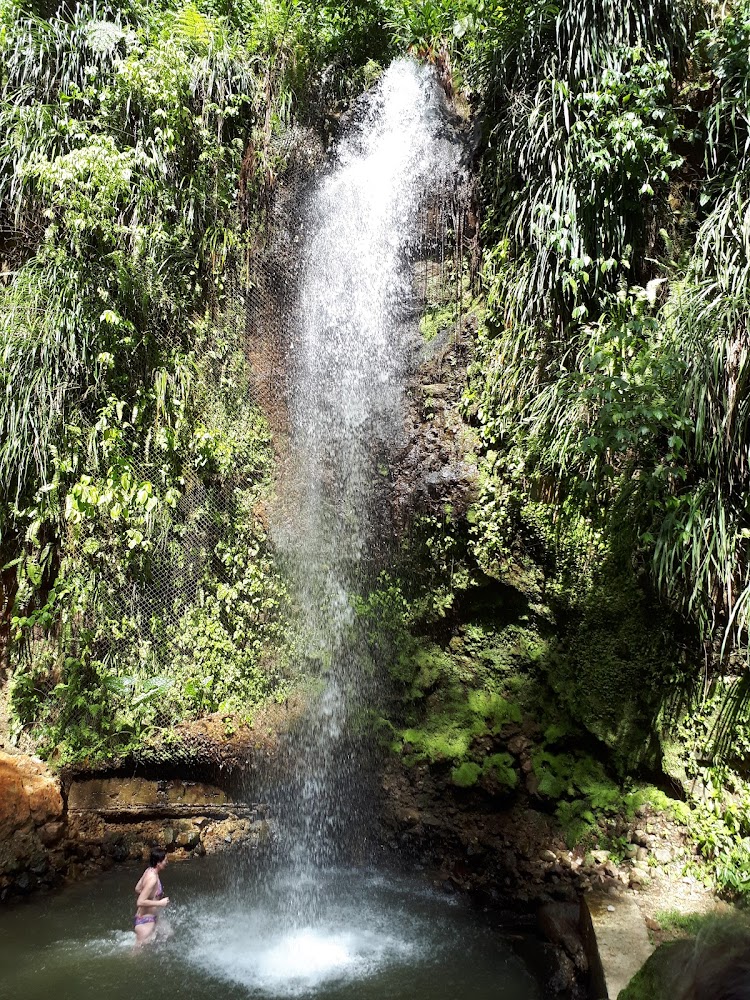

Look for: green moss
[374,503,693,847]
[466,689,522,731]
[419,302,456,342]
[451,761,482,787]
[619,941,690,1000]
[543,566,677,776]
[400,723,472,764]
[401,643,456,697]
[482,752,518,790]
[395,685,521,764]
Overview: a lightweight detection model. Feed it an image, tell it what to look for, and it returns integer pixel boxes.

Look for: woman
[134,847,170,945]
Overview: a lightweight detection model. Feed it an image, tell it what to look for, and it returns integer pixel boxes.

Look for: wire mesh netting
[7,120,477,764]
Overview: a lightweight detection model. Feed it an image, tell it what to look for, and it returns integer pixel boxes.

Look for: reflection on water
[0,857,541,1000]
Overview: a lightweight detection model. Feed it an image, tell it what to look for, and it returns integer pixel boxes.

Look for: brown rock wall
[67,776,229,813]
[0,752,63,835]
[1,758,267,902]
[0,751,65,898]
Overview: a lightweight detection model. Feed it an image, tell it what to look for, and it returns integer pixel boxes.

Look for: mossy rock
[545,571,676,776]
[618,940,691,1000]
[451,761,482,787]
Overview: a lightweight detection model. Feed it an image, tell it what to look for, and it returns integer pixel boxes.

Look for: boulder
[38,822,65,847]
[176,829,200,850]
[538,901,589,973]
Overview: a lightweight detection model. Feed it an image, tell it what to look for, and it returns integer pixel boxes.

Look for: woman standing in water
[134,847,170,945]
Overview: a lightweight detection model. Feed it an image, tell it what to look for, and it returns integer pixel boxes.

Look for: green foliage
[3,280,288,760]
[0,1,261,513]
[9,640,170,763]
[466,0,750,678]
[546,566,679,774]
[396,689,520,764]
[482,751,518,789]
[419,300,459,343]
[653,909,717,937]
[168,533,288,715]
[485,52,681,335]
[532,746,685,846]
[385,0,481,60]
[687,773,750,896]
[450,760,481,786]
[457,9,750,881]
[396,505,476,620]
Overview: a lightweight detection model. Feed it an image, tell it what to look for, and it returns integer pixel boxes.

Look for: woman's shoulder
[134,867,156,892]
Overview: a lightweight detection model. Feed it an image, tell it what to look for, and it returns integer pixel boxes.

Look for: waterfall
[0,60,549,1000]
[271,58,465,911]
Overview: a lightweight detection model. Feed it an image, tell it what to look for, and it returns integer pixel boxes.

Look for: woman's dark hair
[149,846,167,868]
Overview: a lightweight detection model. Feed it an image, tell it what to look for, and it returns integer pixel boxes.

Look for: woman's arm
[136,871,169,909]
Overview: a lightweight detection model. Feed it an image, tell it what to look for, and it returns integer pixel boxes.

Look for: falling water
[272,60,465,894]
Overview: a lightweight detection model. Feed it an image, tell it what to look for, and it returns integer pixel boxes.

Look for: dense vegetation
[403,0,750,897]
[3,0,750,893]
[0,0,305,759]
[0,0,472,760]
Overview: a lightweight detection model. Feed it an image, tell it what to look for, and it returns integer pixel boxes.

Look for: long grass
[0,0,267,520]
[473,0,750,671]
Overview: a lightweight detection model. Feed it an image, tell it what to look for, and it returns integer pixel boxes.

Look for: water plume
[271,59,465,904]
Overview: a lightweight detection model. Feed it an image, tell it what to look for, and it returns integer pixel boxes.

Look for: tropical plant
[467,0,750,677]
[0,0,298,758]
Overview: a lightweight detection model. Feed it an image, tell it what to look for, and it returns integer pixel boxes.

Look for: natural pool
[0,856,545,1000]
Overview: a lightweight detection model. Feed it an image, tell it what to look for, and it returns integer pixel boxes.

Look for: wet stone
[176,830,200,850]
[29,857,49,876]
[38,822,64,847]
[14,872,34,894]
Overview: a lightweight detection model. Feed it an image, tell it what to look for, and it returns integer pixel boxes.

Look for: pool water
[0,857,543,1000]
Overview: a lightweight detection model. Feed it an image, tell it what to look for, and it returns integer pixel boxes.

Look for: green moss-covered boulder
[618,940,691,1000]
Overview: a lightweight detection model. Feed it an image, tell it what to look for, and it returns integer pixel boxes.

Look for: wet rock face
[66,776,267,869]
[0,751,64,898]
[0,761,271,902]
[392,315,480,534]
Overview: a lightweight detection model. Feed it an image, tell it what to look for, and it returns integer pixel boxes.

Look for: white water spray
[273,59,465,891]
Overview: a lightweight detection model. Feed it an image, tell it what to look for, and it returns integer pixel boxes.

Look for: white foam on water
[183,912,418,996]
[54,930,136,957]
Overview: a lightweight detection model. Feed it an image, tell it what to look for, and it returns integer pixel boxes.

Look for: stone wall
[66,775,269,874]
[0,751,268,902]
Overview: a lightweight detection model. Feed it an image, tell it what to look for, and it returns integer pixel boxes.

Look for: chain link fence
[7,120,476,766]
